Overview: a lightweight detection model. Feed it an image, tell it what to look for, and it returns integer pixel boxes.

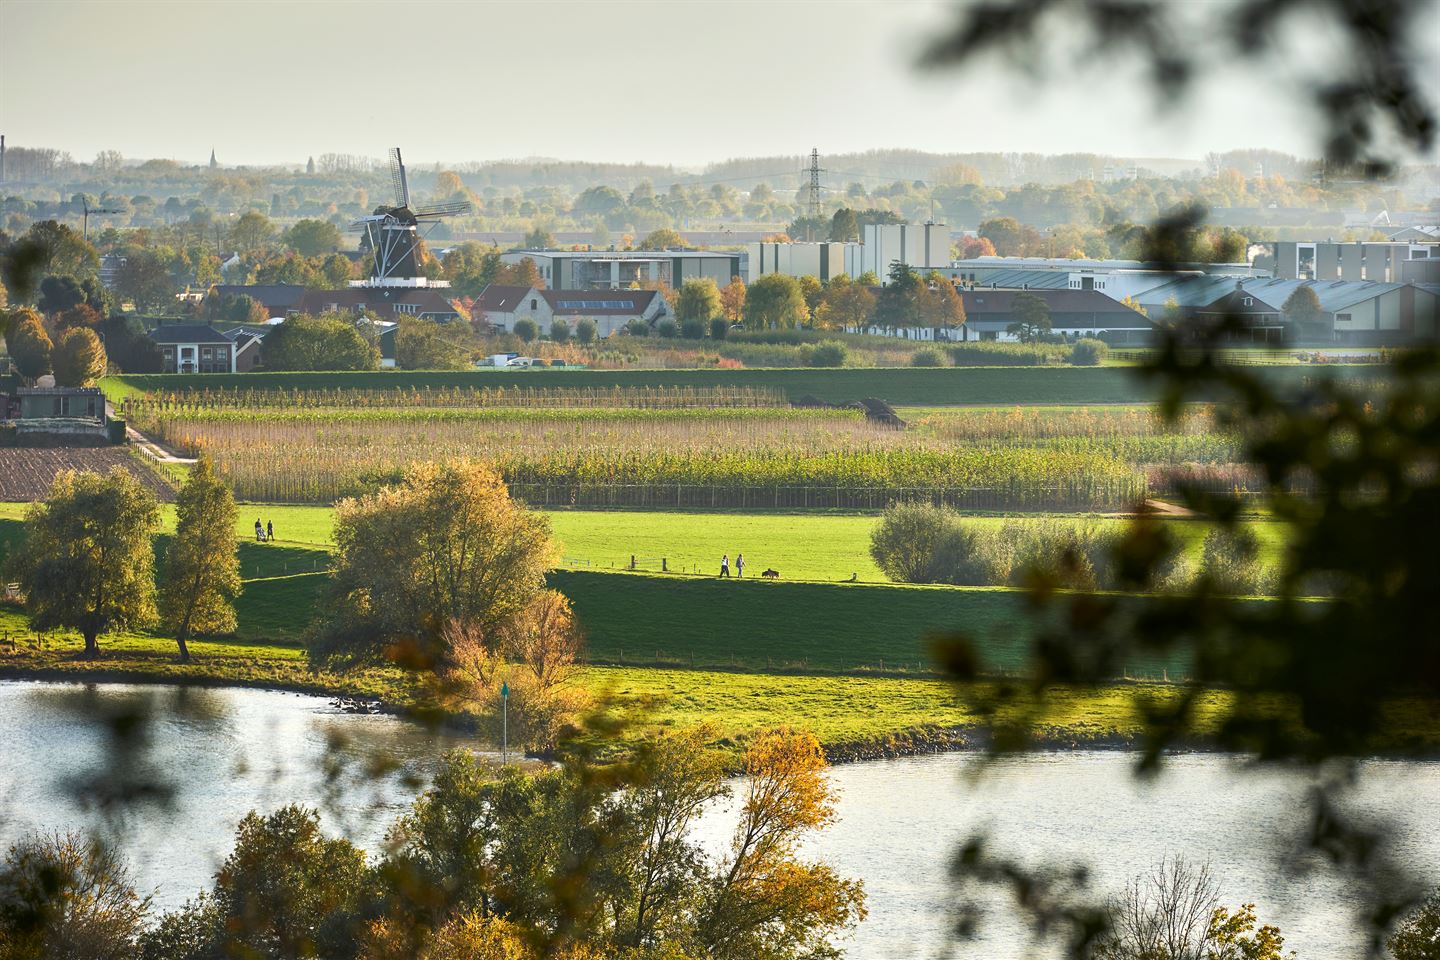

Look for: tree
[873,262,925,329]
[1280,286,1328,343]
[718,276,746,325]
[549,318,571,344]
[1094,859,1220,960]
[281,219,342,257]
[574,318,597,345]
[37,274,86,314]
[313,461,557,669]
[957,236,998,259]
[0,831,149,960]
[7,311,53,380]
[523,226,555,249]
[228,211,275,255]
[513,318,538,343]
[262,313,380,371]
[1006,291,1051,343]
[51,327,107,386]
[0,221,99,300]
[829,207,860,242]
[1388,889,1440,960]
[637,228,686,251]
[52,303,103,333]
[675,278,721,327]
[742,274,808,330]
[159,455,241,662]
[203,292,266,325]
[920,277,966,332]
[796,275,823,319]
[114,250,176,313]
[396,317,474,370]
[6,469,160,656]
[697,729,866,959]
[162,806,373,960]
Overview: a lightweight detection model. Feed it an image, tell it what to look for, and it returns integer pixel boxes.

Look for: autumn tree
[114,250,176,313]
[796,275,823,320]
[1006,291,1052,343]
[697,728,866,959]
[0,832,149,960]
[396,317,474,370]
[313,461,557,669]
[159,455,241,662]
[51,327,107,386]
[718,276,746,325]
[920,275,967,333]
[281,219,342,257]
[6,469,160,656]
[675,278,721,327]
[7,310,53,380]
[813,274,877,330]
[742,274,808,330]
[637,228,686,251]
[523,226,554,249]
[1388,889,1440,960]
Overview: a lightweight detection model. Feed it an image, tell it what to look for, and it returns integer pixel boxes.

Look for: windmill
[349,147,471,286]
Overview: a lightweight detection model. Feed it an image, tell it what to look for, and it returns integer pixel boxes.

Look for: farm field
[0,446,173,501]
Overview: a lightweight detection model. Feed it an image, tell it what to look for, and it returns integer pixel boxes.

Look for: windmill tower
[349,147,471,287]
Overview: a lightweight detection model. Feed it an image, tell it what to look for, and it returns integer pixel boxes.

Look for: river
[1,680,1436,958]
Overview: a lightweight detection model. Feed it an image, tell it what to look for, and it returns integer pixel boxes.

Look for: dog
[761,568,779,579]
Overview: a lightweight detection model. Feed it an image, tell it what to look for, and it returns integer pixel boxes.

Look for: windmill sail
[388,147,409,210]
[348,146,468,286]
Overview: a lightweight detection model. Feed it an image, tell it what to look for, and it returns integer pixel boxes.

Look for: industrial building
[859,223,950,278]
[1269,241,1437,282]
[745,241,858,284]
[500,249,740,291]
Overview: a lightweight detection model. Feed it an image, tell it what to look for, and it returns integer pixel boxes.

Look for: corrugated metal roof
[1137,276,1415,313]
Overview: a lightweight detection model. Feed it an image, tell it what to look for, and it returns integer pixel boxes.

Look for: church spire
[209,147,217,169]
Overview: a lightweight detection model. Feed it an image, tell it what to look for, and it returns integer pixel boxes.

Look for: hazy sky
[3,0,1437,170]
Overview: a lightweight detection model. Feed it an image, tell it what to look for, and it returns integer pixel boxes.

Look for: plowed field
[0,447,172,501]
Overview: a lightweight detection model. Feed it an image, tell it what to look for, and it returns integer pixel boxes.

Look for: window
[556,299,634,310]
[202,347,213,359]
[531,299,537,310]
[1242,297,1253,306]
[394,303,418,315]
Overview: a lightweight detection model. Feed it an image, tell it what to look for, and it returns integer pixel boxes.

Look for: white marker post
[501,681,509,764]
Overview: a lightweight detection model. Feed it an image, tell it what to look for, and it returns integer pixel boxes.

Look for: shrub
[911,346,947,367]
[512,318,538,343]
[1069,338,1109,366]
[949,341,1069,366]
[870,503,958,583]
[625,318,651,338]
[680,316,707,340]
[575,318,597,344]
[1198,527,1271,595]
[710,317,729,341]
[808,340,848,368]
[657,318,679,339]
[549,319,570,344]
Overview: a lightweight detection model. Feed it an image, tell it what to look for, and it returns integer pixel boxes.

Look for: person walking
[736,553,745,578]
[720,554,730,577]
[266,520,274,542]
[255,518,263,542]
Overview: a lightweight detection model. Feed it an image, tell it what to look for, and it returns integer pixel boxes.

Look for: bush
[911,347,947,367]
[575,318,597,344]
[869,503,958,583]
[680,316,707,340]
[1198,527,1272,595]
[512,318,538,343]
[1069,338,1109,366]
[625,318,651,338]
[657,318,679,339]
[808,340,848,368]
[710,317,729,341]
[549,319,570,344]
[949,342,1069,366]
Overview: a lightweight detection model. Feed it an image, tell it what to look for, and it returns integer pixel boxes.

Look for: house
[1136,276,1439,344]
[220,326,268,372]
[499,249,739,291]
[149,323,242,373]
[208,283,308,320]
[9,386,113,441]
[473,284,542,331]
[959,289,1155,343]
[15,386,104,420]
[292,287,461,322]
[473,285,669,338]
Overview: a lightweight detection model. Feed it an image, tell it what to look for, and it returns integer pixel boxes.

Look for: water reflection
[1,681,1436,958]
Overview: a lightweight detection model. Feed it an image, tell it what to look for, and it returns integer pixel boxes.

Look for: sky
[2,0,1438,170]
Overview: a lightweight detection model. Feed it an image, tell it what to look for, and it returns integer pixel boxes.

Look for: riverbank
[7,623,1437,763]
